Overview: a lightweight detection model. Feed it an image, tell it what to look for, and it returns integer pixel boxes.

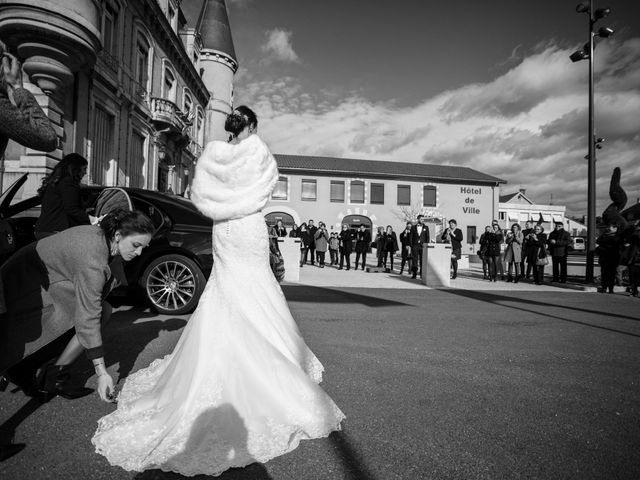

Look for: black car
[0,174,213,315]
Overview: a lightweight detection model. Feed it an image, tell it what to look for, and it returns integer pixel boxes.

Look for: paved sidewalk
[289,260,600,292]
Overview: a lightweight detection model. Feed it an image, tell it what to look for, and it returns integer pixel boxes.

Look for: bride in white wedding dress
[92,106,345,476]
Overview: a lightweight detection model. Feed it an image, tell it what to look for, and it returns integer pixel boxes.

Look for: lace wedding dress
[92,135,345,476]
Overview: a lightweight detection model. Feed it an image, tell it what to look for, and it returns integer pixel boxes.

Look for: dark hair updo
[99,208,155,241]
[224,105,258,138]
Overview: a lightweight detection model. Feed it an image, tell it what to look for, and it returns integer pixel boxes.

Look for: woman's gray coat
[0,225,123,371]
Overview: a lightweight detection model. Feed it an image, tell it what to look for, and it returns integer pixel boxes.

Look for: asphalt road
[1,287,639,480]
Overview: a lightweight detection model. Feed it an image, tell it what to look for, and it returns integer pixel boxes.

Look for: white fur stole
[191,135,278,221]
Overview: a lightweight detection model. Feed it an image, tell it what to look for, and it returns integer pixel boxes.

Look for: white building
[498,189,587,236]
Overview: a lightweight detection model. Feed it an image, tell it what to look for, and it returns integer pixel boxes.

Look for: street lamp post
[570,0,613,284]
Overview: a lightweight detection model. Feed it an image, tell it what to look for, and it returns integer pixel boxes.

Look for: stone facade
[0,0,236,197]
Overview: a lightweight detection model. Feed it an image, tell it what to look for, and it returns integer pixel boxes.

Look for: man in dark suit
[410,215,430,279]
[547,222,571,283]
[306,219,317,265]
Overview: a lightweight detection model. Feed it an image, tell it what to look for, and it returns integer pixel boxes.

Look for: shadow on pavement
[135,462,272,480]
[76,306,187,385]
[282,285,410,307]
[442,289,640,338]
[330,429,377,480]
[0,397,41,462]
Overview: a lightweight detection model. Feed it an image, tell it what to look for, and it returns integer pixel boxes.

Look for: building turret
[195,0,238,143]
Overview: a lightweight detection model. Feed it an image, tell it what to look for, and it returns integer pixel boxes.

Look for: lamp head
[575,3,589,13]
[594,7,611,20]
[597,26,614,38]
[570,50,589,62]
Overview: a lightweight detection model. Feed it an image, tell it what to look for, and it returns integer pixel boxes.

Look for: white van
[571,237,586,252]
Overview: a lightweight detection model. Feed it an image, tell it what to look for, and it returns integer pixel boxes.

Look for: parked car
[571,236,586,252]
[0,173,213,315]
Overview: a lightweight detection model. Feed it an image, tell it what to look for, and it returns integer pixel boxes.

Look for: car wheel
[141,254,206,315]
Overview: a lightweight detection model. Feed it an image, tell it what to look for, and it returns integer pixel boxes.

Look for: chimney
[519,188,526,195]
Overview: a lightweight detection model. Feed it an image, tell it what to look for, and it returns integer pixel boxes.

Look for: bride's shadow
[134,404,272,480]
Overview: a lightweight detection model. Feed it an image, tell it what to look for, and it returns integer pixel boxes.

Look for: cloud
[261,29,300,63]
[235,37,640,216]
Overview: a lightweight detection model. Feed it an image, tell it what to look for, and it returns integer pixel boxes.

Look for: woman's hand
[97,373,115,403]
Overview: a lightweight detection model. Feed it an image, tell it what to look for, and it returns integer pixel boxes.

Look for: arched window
[183,90,194,137]
[162,65,177,103]
[102,2,118,57]
[183,91,193,115]
[135,35,150,89]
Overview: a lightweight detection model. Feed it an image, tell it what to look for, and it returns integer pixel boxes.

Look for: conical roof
[190,0,237,61]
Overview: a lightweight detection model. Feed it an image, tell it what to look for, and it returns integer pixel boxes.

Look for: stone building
[0,0,236,197]
[264,154,505,255]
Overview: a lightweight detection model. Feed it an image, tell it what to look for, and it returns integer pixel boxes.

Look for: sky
[225,0,640,217]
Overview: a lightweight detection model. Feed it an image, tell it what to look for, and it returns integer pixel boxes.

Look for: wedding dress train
[92,135,345,476]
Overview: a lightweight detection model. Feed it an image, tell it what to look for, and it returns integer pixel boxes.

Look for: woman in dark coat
[597,223,621,293]
[297,222,312,267]
[338,224,353,270]
[354,225,371,270]
[382,225,399,271]
[34,153,98,239]
[441,219,463,279]
[485,228,502,282]
[530,224,548,285]
[314,222,329,267]
[478,226,492,279]
[374,226,385,267]
[0,209,154,403]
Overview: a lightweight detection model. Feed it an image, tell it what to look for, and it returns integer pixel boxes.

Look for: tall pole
[585,0,596,283]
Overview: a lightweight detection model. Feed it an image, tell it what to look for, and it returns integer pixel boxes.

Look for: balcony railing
[151,97,191,137]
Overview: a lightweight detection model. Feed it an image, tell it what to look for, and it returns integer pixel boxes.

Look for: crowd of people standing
[476,218,640,295]
[479,220,570,285]
[268,214,450,279]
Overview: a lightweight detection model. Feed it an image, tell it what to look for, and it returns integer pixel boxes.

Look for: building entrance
[264,211,295,228]
[342,214,372,234]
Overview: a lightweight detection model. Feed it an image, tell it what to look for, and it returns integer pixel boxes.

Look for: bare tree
[394,203,445,224]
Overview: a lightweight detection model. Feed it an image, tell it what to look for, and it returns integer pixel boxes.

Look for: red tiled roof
[274,154,505,185]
